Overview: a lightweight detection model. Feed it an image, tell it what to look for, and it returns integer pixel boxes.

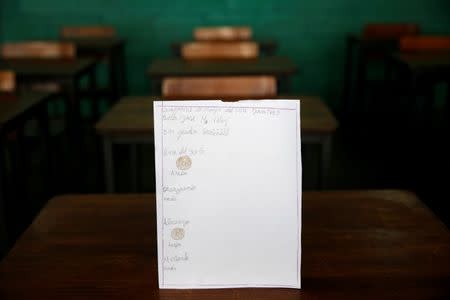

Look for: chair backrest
[162,76,276,99]
[399,36,450,52]
[181,41,259,60]
[363,23,419,40]
[194,26,252,41]
[0,71,15,93]
[1,42,76,59]
[60,26,116,39]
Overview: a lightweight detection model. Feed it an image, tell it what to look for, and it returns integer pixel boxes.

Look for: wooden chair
[181,41,259,60]
[0,71,15,94]
[351,24,420,115]
[399,36,450,52]
[363,23,419,40]
[60,26,116,39]
[162,76,276,99]
[194,26,252,41]
[1,41,76,60]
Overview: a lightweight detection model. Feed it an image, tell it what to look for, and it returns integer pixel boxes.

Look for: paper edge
[154,99,302,289]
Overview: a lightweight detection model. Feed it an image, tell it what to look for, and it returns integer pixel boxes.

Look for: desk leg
[277,75,292,94]
[286,76,292,93]
[37,105,52,199]
[354,48,367,117]
[0,138,8,256]
[109,50,120,103]
[65,78,83,192]
[404,73,418,128]
[151,78,161,95]
[319,135,332,190]
[88,68,100,122]
[118,44,128,97]
[12,125,31,234]
[66,78,82,141]
[446,80,450,127]
[103,137,114,193]
[342,37,354,117]
[130,144,138,192]
[423,82,435,127]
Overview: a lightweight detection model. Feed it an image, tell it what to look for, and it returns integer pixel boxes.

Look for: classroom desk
[0,91,55,253]
[0,58,98,188]
[391,52,450,71]
[147,57,297,93]
[388,52,450,120]
[171,39,278,57]
[95,96,338,192]
[0,190,448,299]
[342,35,399,115]
[0,58,98,133]
[61,37,127,99]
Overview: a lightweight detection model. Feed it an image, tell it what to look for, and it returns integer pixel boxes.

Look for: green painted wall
[1,0,450,109]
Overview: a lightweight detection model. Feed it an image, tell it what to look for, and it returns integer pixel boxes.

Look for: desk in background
[95,96,338,192]
[171,39,278,57]
[0,58,98,133]
[388,52,450,121]
[148,57,297,93]
[61,37,127,100]
[0,58,98,191]
[0,190,448,299]
[0,91,55,253]
[342,35,399,116]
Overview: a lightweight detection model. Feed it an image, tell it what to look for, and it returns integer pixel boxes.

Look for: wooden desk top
[391,52,450,71]
[147,57,297,78]
[0,91,53,132]
[0,190,448,299]
[347,34,399,45]
[171,39,277,55]
[0,58,96,78]
[95,96,338,136]
[61,37,125,52]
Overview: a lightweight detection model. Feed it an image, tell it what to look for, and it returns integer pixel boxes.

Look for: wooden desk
[61,37,127,99]
[0,91,55,255]
[0,59,96,78]
[389,52,450,120]
[0,58,98,190]
[96,96,338,192]
[171,39,278,57]
[342,35,399,116]
[147,57,297,93]
[392,52,450,71]
[0,191,448,299]
[0,58,98,130]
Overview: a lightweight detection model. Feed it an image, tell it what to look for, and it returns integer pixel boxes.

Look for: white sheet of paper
[154,100,302,289]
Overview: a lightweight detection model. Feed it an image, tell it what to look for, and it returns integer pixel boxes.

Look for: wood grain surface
[0,191,448,299]
[95,96,338,136]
